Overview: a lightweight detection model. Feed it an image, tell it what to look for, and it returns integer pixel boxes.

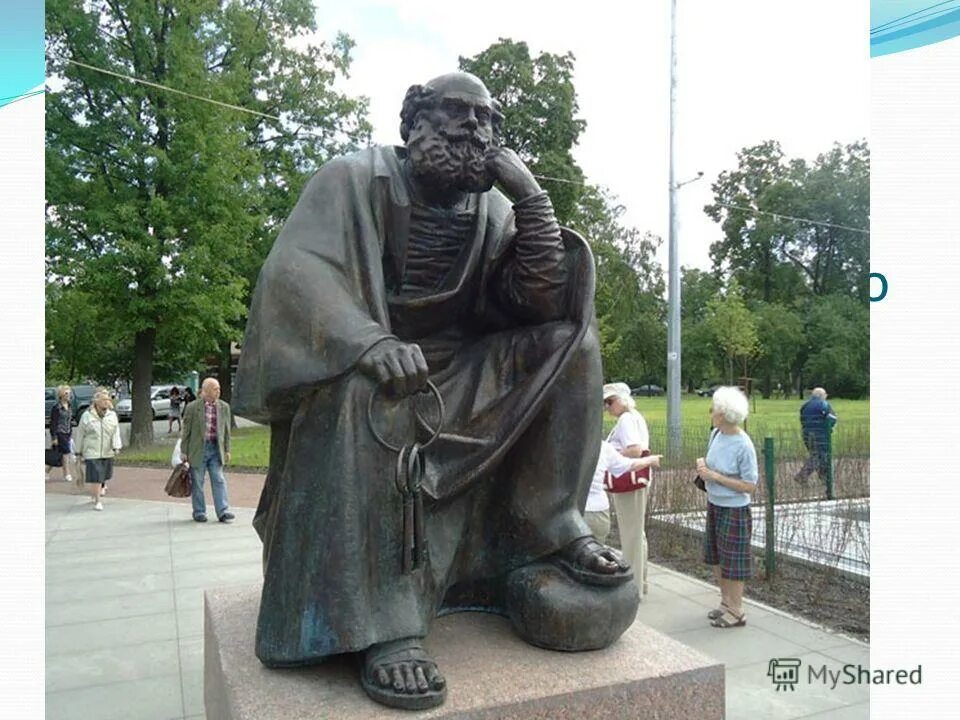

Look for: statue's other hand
[359,340,429,398]
[485,146,540,201]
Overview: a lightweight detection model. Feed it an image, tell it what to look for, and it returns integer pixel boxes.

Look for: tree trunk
[128,328,156,449]
[216,340,238,429]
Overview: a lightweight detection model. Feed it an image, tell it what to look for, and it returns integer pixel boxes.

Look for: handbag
[693,428,720,492]
[165,462,193,498]
[45,448,62,468]
[604,449,652,494]
[74,457,86,489]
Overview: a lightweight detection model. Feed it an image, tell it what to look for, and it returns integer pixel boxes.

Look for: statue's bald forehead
[423,72,492,103]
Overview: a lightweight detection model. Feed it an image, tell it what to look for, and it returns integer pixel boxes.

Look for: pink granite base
[205,584,724,719]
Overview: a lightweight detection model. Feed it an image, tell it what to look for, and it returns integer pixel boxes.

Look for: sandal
[361,638,446,711]
[710,608,746,628]
[553,536,633,587]
[707,605,726,621]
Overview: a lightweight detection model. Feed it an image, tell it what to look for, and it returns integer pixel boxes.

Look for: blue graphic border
[872,1,960,57]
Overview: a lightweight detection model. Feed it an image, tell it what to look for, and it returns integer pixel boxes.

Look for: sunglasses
[603,397,615,406]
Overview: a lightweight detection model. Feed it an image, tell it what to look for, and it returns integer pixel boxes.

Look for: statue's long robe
[234,146,603,666]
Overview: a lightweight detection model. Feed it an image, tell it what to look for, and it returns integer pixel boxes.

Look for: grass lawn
[120,395,869,470]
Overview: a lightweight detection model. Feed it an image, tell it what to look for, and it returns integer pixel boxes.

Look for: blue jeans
[191,440,230,519]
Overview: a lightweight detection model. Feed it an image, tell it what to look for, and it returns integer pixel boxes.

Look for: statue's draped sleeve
[234,152,395,422]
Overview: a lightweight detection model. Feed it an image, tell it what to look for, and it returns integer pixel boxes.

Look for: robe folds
[234,145,604,666]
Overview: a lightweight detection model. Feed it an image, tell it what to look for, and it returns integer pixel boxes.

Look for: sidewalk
[45,479,869,720]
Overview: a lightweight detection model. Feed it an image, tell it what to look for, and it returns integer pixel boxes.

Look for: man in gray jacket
[181,378,234,523]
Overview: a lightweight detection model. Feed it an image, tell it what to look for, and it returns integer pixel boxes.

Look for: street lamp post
[667,0,681,458]
[667,0,702,457]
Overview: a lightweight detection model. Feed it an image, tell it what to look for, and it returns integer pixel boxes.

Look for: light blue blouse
[705,429,759,508]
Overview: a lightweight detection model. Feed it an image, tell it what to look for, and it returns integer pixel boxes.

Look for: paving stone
[46,639,180,694]
[46,611,178,655]
[46,674,184,720]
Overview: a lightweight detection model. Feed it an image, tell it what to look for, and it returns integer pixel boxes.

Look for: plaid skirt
[703,502,753,580]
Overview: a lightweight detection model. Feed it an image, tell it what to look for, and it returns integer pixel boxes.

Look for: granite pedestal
[205,584,724,719]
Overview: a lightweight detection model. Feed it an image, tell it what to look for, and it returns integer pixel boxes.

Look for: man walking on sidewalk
[181,378,235,523]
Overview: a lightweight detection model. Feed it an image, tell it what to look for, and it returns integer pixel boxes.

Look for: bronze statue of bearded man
[234,71,639,711]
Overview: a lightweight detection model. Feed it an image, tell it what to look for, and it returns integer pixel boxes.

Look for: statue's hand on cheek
[485,147,541,201]
[358,339,429,398]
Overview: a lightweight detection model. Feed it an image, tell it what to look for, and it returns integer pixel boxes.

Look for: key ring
[367,380,444,453]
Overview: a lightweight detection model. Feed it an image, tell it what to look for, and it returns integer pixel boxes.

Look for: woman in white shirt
[585,441,662,544]
[602,382,652,597]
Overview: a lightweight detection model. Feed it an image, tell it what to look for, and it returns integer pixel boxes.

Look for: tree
[460,39,585,223]
[679,268,721,391]
[704,140,870,304]
[571,185,666,384]
[802,295,869,397]
[46,0,370,446]
[704,140,870,397]
[704,280,759,385]
[752,301,805,397]
[463,40,666,385]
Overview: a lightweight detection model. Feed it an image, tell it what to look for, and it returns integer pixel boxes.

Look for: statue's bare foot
[361,637,447,710]
[553,536,633,586]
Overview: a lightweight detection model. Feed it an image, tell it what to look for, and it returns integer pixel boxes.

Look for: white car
[116,385,176,421]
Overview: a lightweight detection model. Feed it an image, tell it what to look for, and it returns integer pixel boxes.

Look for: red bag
[603,449,651,493]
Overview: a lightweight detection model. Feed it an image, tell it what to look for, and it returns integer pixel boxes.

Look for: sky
[306,0,870,271]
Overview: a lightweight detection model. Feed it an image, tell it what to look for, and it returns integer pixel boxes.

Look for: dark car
[44,387,58,426]
[696,385,720,398]
[631,384,665,397]
[70,384,99,424]
[44,384,98,426]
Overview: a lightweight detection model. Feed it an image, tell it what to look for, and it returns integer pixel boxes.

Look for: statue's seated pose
[234,72,639,711]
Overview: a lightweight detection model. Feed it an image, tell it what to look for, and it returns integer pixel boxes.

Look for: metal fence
[633,422,870,581]
[619,423,869,636]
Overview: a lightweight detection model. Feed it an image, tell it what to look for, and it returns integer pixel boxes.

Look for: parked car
[631,384,665,397]
[44,387,58,426]
[71,384,99,424]
[116,385,176,421]
[696,385,721,398]
[45,384,100,426]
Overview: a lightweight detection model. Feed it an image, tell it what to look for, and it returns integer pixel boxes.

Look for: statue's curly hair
[399,83,503,142]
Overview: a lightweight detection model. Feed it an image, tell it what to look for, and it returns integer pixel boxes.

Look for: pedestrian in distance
[76,391,122,511]
[168,386,182,434]
[47,385,74,483]
[181,377,234,524]
[794,387,838,486]
[696,386,759,628]
[602,381,653,597]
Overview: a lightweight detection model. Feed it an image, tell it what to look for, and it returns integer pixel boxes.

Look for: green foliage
[572,185,666,384]
[459,39,585,223]
[45,0,369,444]
[462,41,666,386]
[703,280,759,384]
[701,140,870,397]
[802,295,870,397]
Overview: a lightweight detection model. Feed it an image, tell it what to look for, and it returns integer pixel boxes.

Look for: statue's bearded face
[406,94,497,194]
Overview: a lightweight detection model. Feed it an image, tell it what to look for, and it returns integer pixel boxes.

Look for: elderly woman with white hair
[602,381,653,597]
[77,390,122,511]
[696,386,759,628]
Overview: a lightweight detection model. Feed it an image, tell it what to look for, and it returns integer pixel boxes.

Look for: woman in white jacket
[77,391,122,511]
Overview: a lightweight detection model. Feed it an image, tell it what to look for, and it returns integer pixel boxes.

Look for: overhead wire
[49,56,868,236]
[57,57,284,122]
[713,202,869,234]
